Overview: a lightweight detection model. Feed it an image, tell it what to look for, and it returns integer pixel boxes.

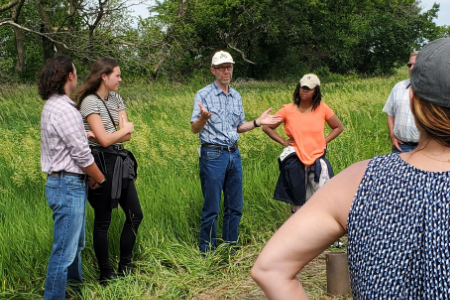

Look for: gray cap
[410,38,450,108]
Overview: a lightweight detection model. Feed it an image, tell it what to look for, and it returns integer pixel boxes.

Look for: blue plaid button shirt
[190,81,246,146]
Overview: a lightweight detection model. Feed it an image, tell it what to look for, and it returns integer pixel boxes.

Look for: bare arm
[251,160,370,300]
[262,122,291,147]
[191,103,212,134]
[86,113,134,147]
[117,109,131,142]
[324,115,344,144]
[387,115,402,151]
[237,108,283,134]
[80,163,105,189]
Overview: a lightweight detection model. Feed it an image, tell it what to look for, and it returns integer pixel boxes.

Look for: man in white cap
[190,50,282,253]
[383,51,420,153]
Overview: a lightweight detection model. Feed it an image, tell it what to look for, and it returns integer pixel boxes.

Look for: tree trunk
[38,1,59,60]
[11,5,24,74]
[41,24,54,61]
[12,26,24,74]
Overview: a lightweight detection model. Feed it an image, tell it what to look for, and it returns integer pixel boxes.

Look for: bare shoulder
[340,159,370,178]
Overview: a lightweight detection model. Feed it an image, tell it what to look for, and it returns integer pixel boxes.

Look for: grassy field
[0,69,406,299]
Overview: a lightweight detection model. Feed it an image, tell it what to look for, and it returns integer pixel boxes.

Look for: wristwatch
[98,178,107,187]
[253,119,260,127]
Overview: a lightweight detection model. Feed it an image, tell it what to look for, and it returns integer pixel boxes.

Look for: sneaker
[332,239,345,248]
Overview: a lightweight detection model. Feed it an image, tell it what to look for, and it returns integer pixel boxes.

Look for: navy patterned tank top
[347,153,450,299]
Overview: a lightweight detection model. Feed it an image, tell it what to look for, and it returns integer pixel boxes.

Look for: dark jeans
[199,147,243,252]
[89,152,143,271]
[392,143,417,153]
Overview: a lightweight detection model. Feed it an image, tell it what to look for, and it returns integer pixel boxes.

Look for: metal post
[326,252,351,296]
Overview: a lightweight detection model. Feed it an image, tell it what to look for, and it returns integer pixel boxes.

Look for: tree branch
[0,20,70,49]
[11,0,25,22]
[228,43,255,64]
[0,0,20,14]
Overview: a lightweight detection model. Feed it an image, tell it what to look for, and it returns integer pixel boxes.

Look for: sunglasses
[407,63,414,68]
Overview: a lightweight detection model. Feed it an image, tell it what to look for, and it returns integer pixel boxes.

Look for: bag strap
[95,93,117,132]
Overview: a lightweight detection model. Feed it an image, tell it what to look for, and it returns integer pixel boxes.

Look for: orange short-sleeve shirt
[276,102,335,165]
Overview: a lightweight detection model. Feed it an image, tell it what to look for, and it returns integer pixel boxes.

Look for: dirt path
[190,252,352,300]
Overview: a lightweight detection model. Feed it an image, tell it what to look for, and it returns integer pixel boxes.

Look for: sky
[130,1,449,26]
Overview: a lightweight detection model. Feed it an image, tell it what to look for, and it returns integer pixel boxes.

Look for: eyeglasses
[407,63,414,68]
[214,65,233,72]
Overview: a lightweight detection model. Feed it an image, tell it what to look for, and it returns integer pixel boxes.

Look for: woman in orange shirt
[263,74,343,213]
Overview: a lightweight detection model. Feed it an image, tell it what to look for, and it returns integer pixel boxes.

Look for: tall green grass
[0,69,406,299]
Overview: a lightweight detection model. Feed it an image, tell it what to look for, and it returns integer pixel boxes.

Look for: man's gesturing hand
[198,103,212,121]
[256,108,283,126]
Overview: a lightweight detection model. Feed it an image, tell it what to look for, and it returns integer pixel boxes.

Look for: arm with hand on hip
[251,160,369,299]
[324,115,344,144]
[387,115,403,151]
[262,122,293,147]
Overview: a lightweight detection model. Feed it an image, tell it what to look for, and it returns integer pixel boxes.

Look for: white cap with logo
[299,74,320,89]
[211,51,235,66]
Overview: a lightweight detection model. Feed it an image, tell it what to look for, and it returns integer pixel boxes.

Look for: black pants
[89,152,143,271]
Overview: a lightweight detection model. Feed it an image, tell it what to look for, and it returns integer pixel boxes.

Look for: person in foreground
[251,38,450,299]
[76,58,143,285]
[191,50,282,253]
[262,74,343,214]
[39,55,105,299]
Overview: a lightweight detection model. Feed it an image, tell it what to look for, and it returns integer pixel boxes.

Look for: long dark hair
[293,83,322,112]
[74,57,119,109]
[37,55,74,100]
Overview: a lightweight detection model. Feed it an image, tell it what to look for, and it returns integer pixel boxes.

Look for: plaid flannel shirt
[40,94,94,174]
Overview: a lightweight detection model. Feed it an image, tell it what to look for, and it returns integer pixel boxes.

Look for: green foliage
[140,0,441,79]
[0,69,408,298]
[0,0,444,82]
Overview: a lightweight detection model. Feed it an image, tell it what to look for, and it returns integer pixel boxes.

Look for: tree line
[0,0,448,82]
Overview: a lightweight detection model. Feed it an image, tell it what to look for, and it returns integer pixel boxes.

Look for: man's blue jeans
[44,173,87,300]
[392,143,417,153]
[199,147,243,252]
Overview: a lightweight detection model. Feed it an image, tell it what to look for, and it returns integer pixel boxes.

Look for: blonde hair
[412,95,450,147]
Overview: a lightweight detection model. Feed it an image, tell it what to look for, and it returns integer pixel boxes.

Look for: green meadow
[0,69,405,299]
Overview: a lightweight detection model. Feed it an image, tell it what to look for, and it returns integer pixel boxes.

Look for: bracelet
[98,178,107,187]
[253,119,260,127]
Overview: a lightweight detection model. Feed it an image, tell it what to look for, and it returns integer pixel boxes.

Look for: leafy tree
[140,0,442,79]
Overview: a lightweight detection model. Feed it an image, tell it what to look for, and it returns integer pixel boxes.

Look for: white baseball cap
[300,74,320,89]
[211,51,235,66]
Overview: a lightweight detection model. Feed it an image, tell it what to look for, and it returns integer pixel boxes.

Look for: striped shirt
[79,92,126,147]
[382,79,420,143]
[190,81,246,146]
[40,94,94,174]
